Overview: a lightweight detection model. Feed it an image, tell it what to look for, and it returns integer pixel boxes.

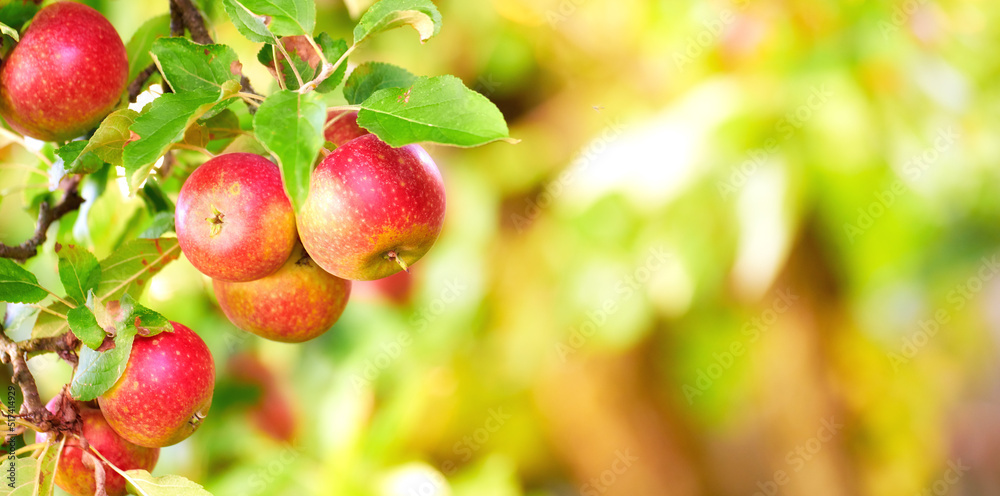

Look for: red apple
[176,153,297,282]
[297,134,446,280]
[324,110,369,147]
[36,398,158,496]
[228,353,297,443]
[97,322,215,448]
[0,2,127,141]
[213,244,351,343]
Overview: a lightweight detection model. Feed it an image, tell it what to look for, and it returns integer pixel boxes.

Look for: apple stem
[205,205,225,237]
[386,251,409,272]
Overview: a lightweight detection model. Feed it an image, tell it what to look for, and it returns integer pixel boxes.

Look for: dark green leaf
[0,0,39,32]
[123,81,241,194]
[357,75,514,147]
[313,33,349,93]
[343,61,416,105]
[0,258,48,303]
[126,14,171,82]
[67,304,106,350]
[151,37,242,93]
[353,0,442,45]
[57,244,101,304]
[253,90,325,213]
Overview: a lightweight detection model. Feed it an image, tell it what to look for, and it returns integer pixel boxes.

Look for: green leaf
[0,258,49,303]
[67,304,105,351]
[222,0,273,44]
[343,61,416,105]
[6,456,39,496]
[357,75,514,147]
[85,109,140,167]
[126,14,171,82]
[123,470,215,496]
[313,33,349,93]
[0,20,17,42]
[70,318,137,400]
[223,0,315,39]
[139,212,176,239]
[253,90,325,213]
[353,0,442,45]
[57,244,101,304]
[56,141,105,175]
[34,437,65,496]
[0,0,39,32]
[123,81,241,194]
[131,304,173,336]
[151,37,242,94]
[96,238,182,303]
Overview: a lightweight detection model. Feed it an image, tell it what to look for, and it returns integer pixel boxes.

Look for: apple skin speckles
[0,2,128,141]
[297,133,446,281]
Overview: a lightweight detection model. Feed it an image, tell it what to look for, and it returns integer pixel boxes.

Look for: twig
[127,64,159,103]
[170,0,213,44]
[0,329,45,417]
[0,176,84,262]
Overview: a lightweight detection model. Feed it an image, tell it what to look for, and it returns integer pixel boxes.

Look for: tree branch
[170,0,213,44]
[0,176,84,262]
[127,64,159,103]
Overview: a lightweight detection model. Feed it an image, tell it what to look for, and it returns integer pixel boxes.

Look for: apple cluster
[176,110,446,343]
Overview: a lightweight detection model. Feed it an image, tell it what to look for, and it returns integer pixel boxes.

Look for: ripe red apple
[213,244,351,342]
[98,322,215,448]
[176,153,297,282]
[324,110,369,147]
[36,398,158,496]
[0,2,128,141]
[297,134,446,280]
[228,353,297,443]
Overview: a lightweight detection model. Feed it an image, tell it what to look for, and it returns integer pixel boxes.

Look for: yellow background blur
[2,0,997,495]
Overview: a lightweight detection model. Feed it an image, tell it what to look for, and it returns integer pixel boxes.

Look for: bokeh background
[1,0,997,494]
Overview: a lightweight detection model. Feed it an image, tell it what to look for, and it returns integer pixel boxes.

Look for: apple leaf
[7,455,38,496]
[151,38,242,94]
[353,0,442,45]
[67,304,105,350]
[357,75,514,147]
[56,141,105,175]
[123,81,241,194]
[85,109,140,167]
[0,20,17,42]
[0,258,49,303]
[123,470,215,496]
[0,1,39,33]
[222,0,314,39]
[253,90,326,213]
[221,0,273,44]
[343,61,416,104]
[34,437,64,496]
[257,34,347,92]
[56,244,101,304]
[314,33,350,93]
[70,317,137,400]
[139,212,176,239]
[70,294,172,400]
[96,237,181,303]
[126,14,171,82]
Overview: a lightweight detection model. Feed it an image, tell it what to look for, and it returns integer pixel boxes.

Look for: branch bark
[127,64,159,103]
[0,176,84,262]
[170,0,213,44]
